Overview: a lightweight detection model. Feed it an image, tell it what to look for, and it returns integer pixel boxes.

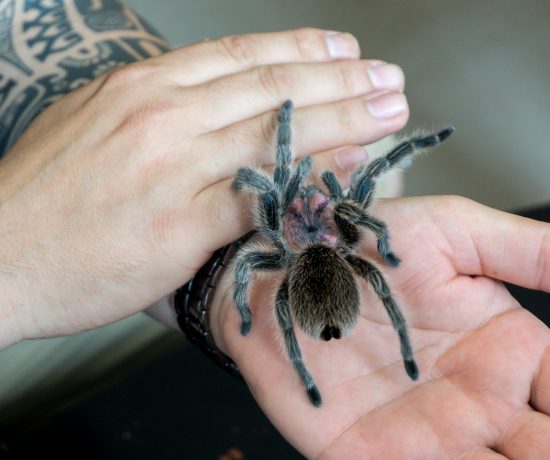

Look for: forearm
[0,196,43,349]
[0,272,26,350]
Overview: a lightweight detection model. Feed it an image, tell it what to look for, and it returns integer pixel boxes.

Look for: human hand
[213,196,550,459]
[0,28,410,347]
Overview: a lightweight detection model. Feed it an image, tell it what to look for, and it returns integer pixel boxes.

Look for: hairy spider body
[231,100,454,407]
[289,244,360,340]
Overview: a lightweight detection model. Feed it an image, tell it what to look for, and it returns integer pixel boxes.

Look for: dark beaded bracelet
[173,232,255,381]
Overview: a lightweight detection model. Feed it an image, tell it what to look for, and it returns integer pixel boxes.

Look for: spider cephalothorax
[284,185,337,250]
[232,100,454,406]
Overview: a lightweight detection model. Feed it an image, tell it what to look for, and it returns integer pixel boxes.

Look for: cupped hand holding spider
[229,101,455,406]
[210,109,550,458]
[212,196,550,459]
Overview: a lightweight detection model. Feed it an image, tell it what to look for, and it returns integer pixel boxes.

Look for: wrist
[173,233,256,380]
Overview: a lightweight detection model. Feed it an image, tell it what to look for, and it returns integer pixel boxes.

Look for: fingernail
[367,63,404,90]
[334,146,368,171]
[325,31,359,59]
[367,92,408,119]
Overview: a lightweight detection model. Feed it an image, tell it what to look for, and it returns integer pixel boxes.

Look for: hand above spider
[0,28,409,348]
[208,105,550,458]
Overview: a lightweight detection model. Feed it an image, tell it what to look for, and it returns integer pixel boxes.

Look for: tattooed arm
[0,0,171,156]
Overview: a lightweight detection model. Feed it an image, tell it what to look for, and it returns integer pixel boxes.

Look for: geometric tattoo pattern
[0,0,172,156]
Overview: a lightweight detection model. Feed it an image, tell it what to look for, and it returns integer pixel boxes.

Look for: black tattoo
[0,0,33,75]
[23,0,84,62]
[0,0,171,157]
[0,74,18,108]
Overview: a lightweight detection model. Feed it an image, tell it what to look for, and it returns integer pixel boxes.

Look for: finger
[496,409,550,459]
[532,344,550,415]
[154,28,360,86]
[192,145,368,251]
[197,92,408,184]
[429,197,550,292]
[190,60,403,132]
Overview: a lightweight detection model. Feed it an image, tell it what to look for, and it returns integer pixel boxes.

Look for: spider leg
[346,254,419,380]
[232,102,312,248]
[320,170,343,200]
[232,167,286,246]
[348,127,455,204]
[363,213,401,266]
[333,207,360,251]
[273,100,294,193]
[282,155,312,210]
[348,172,375,208]
[232,168,286,244]
[273,100,314,211]
[275,277,322,407]
[233,248,286,335]
[334,202,400,266]
[232,167,273,193]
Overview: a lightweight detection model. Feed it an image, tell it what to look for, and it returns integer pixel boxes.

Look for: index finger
[154,28,361,86]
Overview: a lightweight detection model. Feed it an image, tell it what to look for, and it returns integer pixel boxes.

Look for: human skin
[0,28,408,348]
[211,196,550,459]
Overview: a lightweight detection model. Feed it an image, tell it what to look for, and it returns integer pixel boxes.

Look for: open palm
[216,195,550,459]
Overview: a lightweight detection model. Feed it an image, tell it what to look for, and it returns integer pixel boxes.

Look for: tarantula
[231,100,454,407]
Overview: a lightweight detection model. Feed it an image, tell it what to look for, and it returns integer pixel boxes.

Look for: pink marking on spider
[309,192,329,210]
[284,192,337,249]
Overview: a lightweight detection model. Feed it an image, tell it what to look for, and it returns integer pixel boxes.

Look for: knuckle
[337,99,365,136]
[120,100,178,140]
[100,62,154,90]
[338,62,371,95]
[291,28,330,60]
[258,110,278,145]
[223,113,276,159]
[257,65,291,97]
[219,34,255,67]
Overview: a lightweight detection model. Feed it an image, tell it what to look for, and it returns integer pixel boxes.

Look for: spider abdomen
[288,245,360,341]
